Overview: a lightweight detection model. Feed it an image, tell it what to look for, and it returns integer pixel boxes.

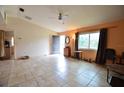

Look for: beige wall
[59,19,124,61]
[7,17,57,58]
[107,20,124,55]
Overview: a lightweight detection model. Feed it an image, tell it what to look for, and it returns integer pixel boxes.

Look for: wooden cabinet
[5,47,11,59]
[64,47,71,57]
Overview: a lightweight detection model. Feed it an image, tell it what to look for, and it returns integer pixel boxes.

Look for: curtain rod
[77,25,117,33]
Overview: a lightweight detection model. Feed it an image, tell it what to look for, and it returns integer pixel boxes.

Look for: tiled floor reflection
[0,55,110,87]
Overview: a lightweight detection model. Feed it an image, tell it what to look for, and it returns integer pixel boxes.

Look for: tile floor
[0,55,110,87]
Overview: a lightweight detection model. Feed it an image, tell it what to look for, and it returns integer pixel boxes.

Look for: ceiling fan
[58,12,68,20]
[49,12,68,24]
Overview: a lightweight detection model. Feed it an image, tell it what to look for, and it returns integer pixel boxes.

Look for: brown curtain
[75,32,79,58]
[95,28,107,64]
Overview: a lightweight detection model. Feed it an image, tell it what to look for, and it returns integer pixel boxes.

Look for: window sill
[78,48,97,51]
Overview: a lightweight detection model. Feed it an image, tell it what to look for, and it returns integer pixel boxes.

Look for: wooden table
[74,51,84,60]
[106,64,124,83]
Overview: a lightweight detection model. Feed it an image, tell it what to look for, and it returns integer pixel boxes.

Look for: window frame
[78,31,100,51]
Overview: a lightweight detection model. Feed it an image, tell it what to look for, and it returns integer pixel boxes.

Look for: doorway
[51,35,60,54]
[4,31,15,59]
[51,35,65,55]
[0,30,15,60]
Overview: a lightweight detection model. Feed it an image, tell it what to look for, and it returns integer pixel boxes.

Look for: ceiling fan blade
[64,14,69,16]
[48,17,56,19]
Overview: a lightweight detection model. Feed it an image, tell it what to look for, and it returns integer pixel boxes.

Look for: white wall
[7,17,57,58]
[60,35,65,55]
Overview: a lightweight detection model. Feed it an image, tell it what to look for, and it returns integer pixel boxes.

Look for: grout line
[86,73,98,86]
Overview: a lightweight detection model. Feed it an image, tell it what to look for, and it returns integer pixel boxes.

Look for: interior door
[51,35,60,54]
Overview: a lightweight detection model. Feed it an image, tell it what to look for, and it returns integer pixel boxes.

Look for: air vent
[24,16,32,20]
[18,7,32,20]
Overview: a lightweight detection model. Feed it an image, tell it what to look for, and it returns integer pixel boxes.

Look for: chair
[105,48,116,64]
[120,52,124,64]
[107,64,124,86]
[106,50,124,86]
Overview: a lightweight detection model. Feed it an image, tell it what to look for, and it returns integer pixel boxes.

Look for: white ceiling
[2,5,124,32]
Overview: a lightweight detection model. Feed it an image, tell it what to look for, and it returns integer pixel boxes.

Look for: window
[78,32,100,50]
[78,34,89,49]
